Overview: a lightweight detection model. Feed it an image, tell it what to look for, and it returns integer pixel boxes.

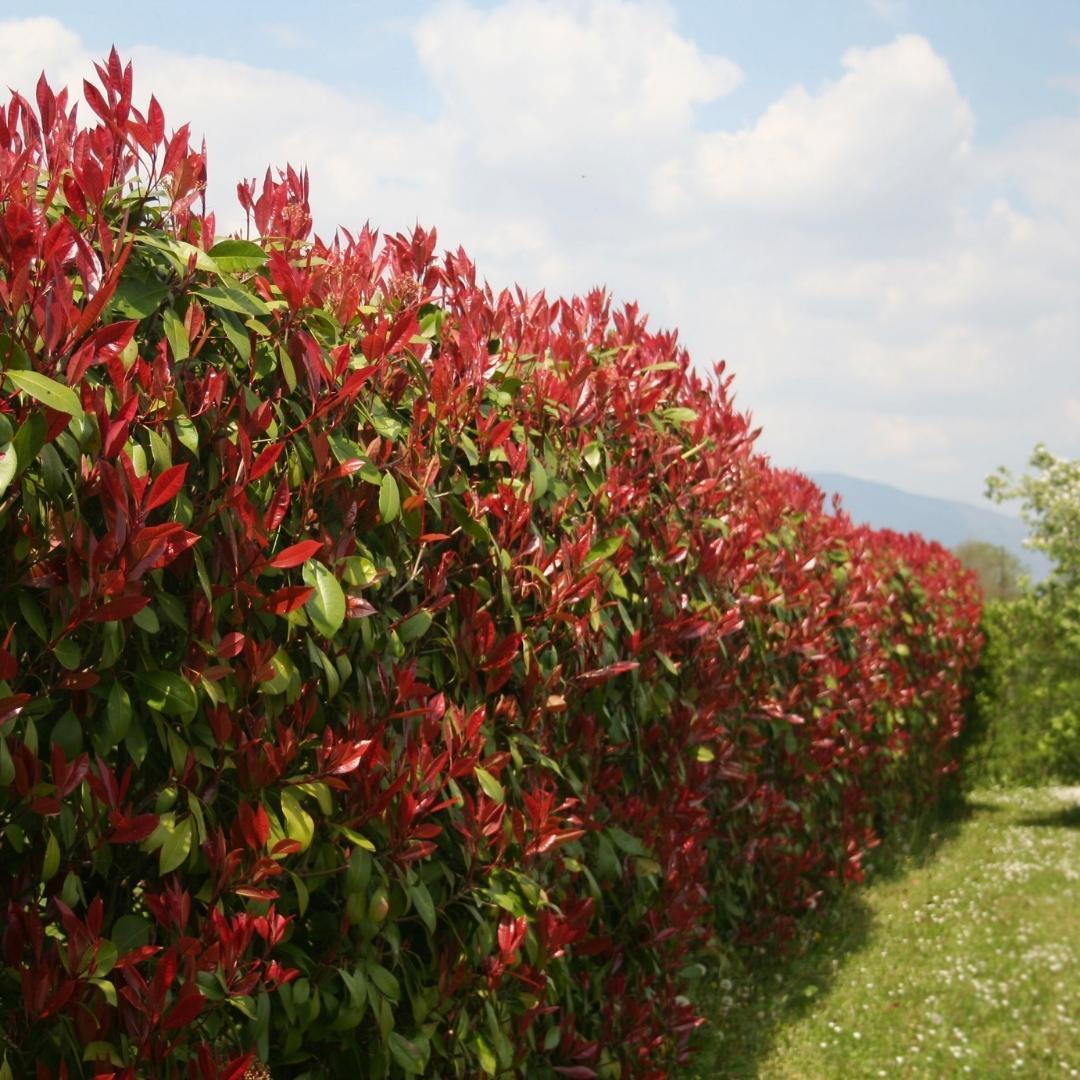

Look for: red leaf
[89,594,152,622]
[346,595,376,619]
[144,464,188,512]
[270,838,303,856]
[222,1054,256,1080]
[268,539,322,569]
[234,886,279,900]
[249,442,284,482]
[82,79,111,124]
[108,813,159,844]
[216,632,246,659]
[147,94,164,145]
[58,670,100,691]
[574,661,639,686]
[114,944,162,970]
[263,585,314,615]
[0,694,31,724]
[163,986,204,1030]
[0,648,15,681]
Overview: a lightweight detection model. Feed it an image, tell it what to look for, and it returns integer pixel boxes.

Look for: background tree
[987,444,1080,586]
[953,539,1024,601]
[970,446,1080,782]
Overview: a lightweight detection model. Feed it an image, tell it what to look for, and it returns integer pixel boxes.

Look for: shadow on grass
[679,802,969,1079]
[1014,803,1080,830]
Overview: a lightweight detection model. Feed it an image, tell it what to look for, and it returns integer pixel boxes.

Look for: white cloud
[653,35,974,240]
[867,0,908,20]
[414,0,742,162]
[1,9,1077,507]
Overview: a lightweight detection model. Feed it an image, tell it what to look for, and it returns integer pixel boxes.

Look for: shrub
[964,447,1080,785]
[0,56,982,1078]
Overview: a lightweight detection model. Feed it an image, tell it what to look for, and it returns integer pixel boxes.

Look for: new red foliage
[0,54,982,1078]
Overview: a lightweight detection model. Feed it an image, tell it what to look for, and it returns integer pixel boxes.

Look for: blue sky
[3,1,1079,507]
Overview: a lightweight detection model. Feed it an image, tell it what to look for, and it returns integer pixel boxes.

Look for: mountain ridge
[808,471,1049,580]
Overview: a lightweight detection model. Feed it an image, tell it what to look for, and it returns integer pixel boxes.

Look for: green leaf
[111,275,169,319]
[91,939,119,978]
[585,536,623,565]
[162,308,189,361]
[409,881,436,934]
[6,370,83,416]
[80,1041,122,1067]
[259,649,297,695]
[136,234,219,274]
[529,456,548,500]
[51,711,83,757]
[105,678,131,747]
[208,239,267,273]
[42,830,60,881]
[0,443,16,498]
[474,766,504,805]
[228,995,257,1020]
[0,738,14,787]
[218,309,252,362]
[302,561,346,638]
[398,609,433,644]
[11,412,46,478]
[366,962,400,1000]
[148,428,173,472]
[193,285,270,318]
[54,637,80,670]
[89,978,118,1008]
[662,406,698,424]
[388,1032,426,1075]
[339,967,368,1011]
[136,671,197,722]
[379,473,400,523]
[159,817,193,874]
[111,915,152,955]
[608,825,647,857]
[475,1034,498,1077]
[132,605,160,634]
[280,789,315,851]
[175,415,199,456]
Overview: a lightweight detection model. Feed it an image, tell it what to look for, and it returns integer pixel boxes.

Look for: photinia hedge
[0,55,982,1079]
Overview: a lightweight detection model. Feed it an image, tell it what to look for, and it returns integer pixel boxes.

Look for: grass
[683,787,1080,1078]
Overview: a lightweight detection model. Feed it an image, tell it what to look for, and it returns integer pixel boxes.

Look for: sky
[2,1,1078,508]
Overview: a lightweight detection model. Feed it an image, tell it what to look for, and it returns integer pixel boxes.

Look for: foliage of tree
[987,445,1080,586]
[952,540,1024,602]
[971,447,1080,782]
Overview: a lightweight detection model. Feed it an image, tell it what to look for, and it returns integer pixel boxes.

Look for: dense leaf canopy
[0,53,982,1078]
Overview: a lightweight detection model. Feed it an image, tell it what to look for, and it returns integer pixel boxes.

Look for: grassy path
[686,788,1080,1078]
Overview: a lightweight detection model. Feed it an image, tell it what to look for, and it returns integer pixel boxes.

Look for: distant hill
[808,472,1050,581]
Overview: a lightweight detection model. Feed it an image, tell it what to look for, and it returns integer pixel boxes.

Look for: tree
[952,539,1024,601]
[987,444,1080,586]
[973,446,1080,782]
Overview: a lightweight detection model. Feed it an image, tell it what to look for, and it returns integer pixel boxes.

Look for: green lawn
[685,787,1080,1078]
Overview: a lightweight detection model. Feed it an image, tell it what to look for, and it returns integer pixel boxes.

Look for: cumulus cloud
[415,0,742,160]
[1,8,1077,506]
[653,35,974,242]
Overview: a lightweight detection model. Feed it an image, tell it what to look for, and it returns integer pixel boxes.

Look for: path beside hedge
[688,787,1080,1078]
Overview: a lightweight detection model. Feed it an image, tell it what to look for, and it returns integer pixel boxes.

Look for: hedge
[0,55,983,1079]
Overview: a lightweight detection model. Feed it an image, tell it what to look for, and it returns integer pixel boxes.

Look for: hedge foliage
[0,56,982,1078]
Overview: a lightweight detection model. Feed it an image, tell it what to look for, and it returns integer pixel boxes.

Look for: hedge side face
[0,57,983,1079]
